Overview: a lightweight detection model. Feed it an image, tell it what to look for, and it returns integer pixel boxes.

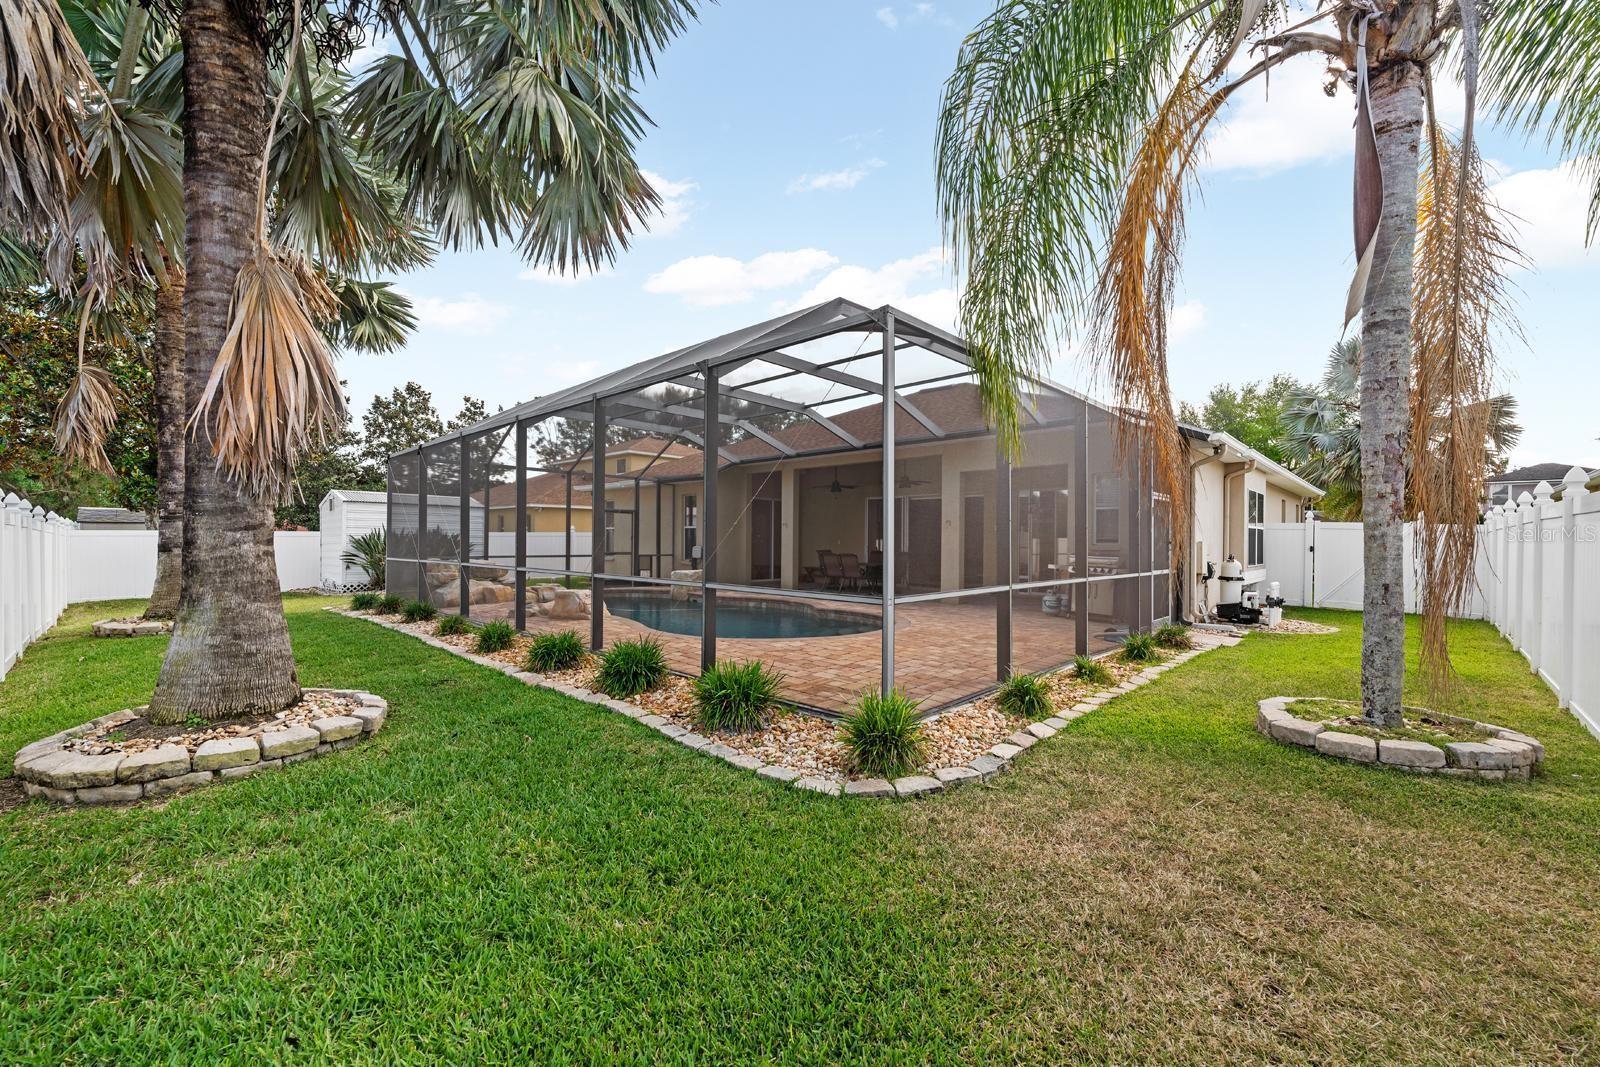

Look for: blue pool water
[606,593,879,639]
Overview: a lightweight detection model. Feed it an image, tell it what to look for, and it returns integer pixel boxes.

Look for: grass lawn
[3,598,1598,1063]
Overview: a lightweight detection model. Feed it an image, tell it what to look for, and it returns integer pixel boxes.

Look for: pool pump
[1214,555,1262,626]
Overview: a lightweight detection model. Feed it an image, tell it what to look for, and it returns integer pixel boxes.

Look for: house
[386,299,1322,716]
[1486,463,1592,510]
[476,436,696,535]
[74,507,150,530]
[1182,427,1323,620]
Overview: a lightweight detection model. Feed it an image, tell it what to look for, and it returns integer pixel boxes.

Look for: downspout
[1222,457,1258,565]
[1184,437,1226,621]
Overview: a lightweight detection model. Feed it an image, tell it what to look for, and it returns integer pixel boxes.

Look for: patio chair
[836,552,863,593]
[817,549,841,590]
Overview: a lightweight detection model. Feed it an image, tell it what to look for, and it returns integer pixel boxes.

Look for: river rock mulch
[347,606,1236,797]
[1255,618,1339,635]
[61,690,364,756]
[14,688,387,806]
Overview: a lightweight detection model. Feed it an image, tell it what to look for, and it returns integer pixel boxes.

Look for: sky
[340,0,1600,472]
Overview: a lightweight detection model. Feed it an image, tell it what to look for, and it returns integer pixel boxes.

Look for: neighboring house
[1181,426,1324,619]
[1485,463,1590,510]
[476,436,696,536]
[74,507,150,530]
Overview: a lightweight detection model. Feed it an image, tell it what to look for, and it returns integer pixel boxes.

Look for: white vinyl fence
[67,530,319,601]
[1263,468,1599,740]
[1,494,74,682]
[1482,471,1600,740]
[1,491,321,682]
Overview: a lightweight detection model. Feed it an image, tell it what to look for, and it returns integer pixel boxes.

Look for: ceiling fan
[895,472,931,490]
[809,467,859,493]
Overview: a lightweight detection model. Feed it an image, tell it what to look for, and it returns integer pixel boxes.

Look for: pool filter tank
[1215,555,1262,625]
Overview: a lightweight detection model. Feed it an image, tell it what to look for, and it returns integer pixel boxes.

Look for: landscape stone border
[92,618,173,638]
[1256,696,1544,781]
[13,688,388,805]
[338,607,1239,799]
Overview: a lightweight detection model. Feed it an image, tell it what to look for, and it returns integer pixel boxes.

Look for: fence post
[1559,467,1588,709]
[1529,481,1553,674]
[1494,503,1510,633]
[1514,492,1536,657]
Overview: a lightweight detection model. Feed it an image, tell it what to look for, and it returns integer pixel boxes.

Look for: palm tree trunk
[147,0,299,723]
[142,275,184,619]
[1358,59,1425,728]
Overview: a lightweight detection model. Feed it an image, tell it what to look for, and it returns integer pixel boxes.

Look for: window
[1247,489,1265,566]
[614,458,627,474]
[682,494,698,561]
[1093,474,1120,545]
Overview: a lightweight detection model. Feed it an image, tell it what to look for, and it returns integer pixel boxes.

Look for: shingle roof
[638,381,1080,482]
[75,507,148,525]
[1488,463,1583,484]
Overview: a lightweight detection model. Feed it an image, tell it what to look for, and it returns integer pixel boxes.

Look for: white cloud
[792,246,958,330]
[787,158,886,194]
[645,248,839,306]
[518,263,612,285]
[409,292,511,334]
[640,170,696,236]
[875,3,952,30]
[1206,56,1464,175]
[1170,300,1207,339]
[1490,159,1597,270]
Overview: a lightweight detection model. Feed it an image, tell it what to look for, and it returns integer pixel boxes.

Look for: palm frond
[60,94,184,298]
[1088,62,1222,557]
[0,0,98,243]
[326,275,416,354]
[1479,0,1600,241]
[53,358,119,473]
[936,0,1204,455]
[270,57,434,273]
[1410,130,1524,693]
[189,245,346,498]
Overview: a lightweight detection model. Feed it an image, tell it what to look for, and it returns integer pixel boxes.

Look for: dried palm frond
[1087,63,1223,568]
[189,244,344,498]
[53,358,119,474]
[188,0,345,499]
[0,0,97,243]
[1410,128,1524,694]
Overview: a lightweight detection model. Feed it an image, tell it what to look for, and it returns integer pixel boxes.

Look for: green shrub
[839,689,925,779]
[376,593,404,615]
[1120,631,1159,663]
[693,660,784,733]
[595,638,667,698]
[1153,623,1192,650]
[341,528,387,588]
[475,620,516,654]
[350,592,380,612]
[1073,654,1112,686]
[435,614,472,636]
[527,630,586,673]
[997,672,1052,721]
[402,600,437,623]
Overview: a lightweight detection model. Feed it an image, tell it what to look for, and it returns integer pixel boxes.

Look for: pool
[606,592,879,639]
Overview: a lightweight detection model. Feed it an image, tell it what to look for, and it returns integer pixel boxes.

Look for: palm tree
[27,0,416,623]
[1283,337,1522,520]
[937,1,1595,726]
[4,0,674,722]
[152,0,691,722]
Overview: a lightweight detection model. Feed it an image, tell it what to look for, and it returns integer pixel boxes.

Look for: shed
[319,490,388,591]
